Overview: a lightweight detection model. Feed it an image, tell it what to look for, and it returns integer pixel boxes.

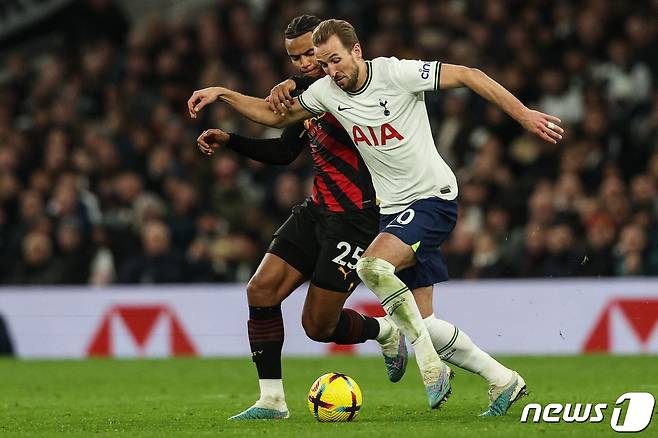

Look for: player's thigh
[362,232,417,271]
[302,284,351,339]
[311,211,377,294]
[248,201,322,306]
[247,251,306,307]
[301,207,378,338]
[412,285,434,319]
[270,200,321,271]
[370,198,458,271]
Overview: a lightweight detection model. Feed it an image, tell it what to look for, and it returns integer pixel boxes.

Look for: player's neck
[354,60,369,90]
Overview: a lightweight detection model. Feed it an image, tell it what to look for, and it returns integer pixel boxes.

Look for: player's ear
[351,43,363,59]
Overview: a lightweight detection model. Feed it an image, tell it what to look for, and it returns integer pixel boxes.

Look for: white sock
[254,379,287,410]
[375,316,400,357]
[375,315,393,339]
[424,314,513,386]
[411,331,442,384]
[357,257,442,384]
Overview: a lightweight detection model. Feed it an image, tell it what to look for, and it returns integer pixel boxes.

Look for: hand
[188,87,223,119]
[197,128,230,156]
[267,79,296,115]
[519,109,564,144]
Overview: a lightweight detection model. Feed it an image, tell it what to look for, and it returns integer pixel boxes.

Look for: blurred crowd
[0,0,657,286]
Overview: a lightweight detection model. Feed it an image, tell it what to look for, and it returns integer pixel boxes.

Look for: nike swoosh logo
[337,105,352,111]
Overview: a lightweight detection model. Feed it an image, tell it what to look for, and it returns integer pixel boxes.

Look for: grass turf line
[0,356,656,437]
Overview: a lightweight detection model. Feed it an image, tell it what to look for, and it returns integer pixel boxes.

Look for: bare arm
[439,64,564,144]
[187,86,312,129]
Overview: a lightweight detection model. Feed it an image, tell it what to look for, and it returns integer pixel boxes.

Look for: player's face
[314,35,362,91]
[285,32,322,78]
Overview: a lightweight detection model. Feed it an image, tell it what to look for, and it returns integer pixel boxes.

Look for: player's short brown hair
[312,19,359,50]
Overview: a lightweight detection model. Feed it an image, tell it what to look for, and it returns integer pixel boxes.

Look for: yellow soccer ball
[307,372,363,422]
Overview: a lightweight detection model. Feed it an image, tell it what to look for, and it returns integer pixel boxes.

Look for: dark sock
[248,305,284,379]
[327,309,380,345]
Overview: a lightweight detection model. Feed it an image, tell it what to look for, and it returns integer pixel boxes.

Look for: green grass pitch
[1,355,656,437]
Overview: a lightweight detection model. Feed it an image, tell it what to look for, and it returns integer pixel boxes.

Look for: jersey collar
[346,60,372,96]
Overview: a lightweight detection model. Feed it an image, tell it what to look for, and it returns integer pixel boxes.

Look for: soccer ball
[307,372,362,422]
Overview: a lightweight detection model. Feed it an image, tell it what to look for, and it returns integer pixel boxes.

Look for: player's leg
[229,250,307,420]
[413,286,527,416]
[413,285,513,383]
[302,206,408,381]
[357,198,463,408]
[301,285,379,345]
[300,284,405,380]
[230,204,319,420]
[301,211,380,345]
[356,231,450,408]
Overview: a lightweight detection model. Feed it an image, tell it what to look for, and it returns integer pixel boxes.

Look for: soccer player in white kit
[188,19,564,415]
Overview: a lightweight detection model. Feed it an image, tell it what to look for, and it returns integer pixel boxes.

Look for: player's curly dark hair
[285,14,322,39]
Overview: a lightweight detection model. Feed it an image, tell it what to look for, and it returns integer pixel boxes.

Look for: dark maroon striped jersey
[303,112,376,212]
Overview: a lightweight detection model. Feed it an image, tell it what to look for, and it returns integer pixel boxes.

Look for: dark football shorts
[379,197,458,289]
[268,198,379,293]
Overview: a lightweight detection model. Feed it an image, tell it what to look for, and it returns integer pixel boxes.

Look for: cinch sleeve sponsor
[387,57,441,93]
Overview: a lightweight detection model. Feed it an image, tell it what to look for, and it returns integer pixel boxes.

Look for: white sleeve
[387,57,441,93]
[297,80,326,115]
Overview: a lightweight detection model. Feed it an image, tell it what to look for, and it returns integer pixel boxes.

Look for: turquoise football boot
[383,331,408,383]
[426,363,453,409]
[479,371,527,416]
[228,406,290,420]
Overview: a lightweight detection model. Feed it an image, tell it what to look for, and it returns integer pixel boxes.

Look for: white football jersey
[298,56,458,214]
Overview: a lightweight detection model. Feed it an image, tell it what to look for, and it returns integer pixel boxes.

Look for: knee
[302,315,335,342]
[356,256,395,289]
[247,275,281,306]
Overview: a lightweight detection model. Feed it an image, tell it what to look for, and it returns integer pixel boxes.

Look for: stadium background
[1,0,657,287]
[1,1,657,435]
[0,0,657,352]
